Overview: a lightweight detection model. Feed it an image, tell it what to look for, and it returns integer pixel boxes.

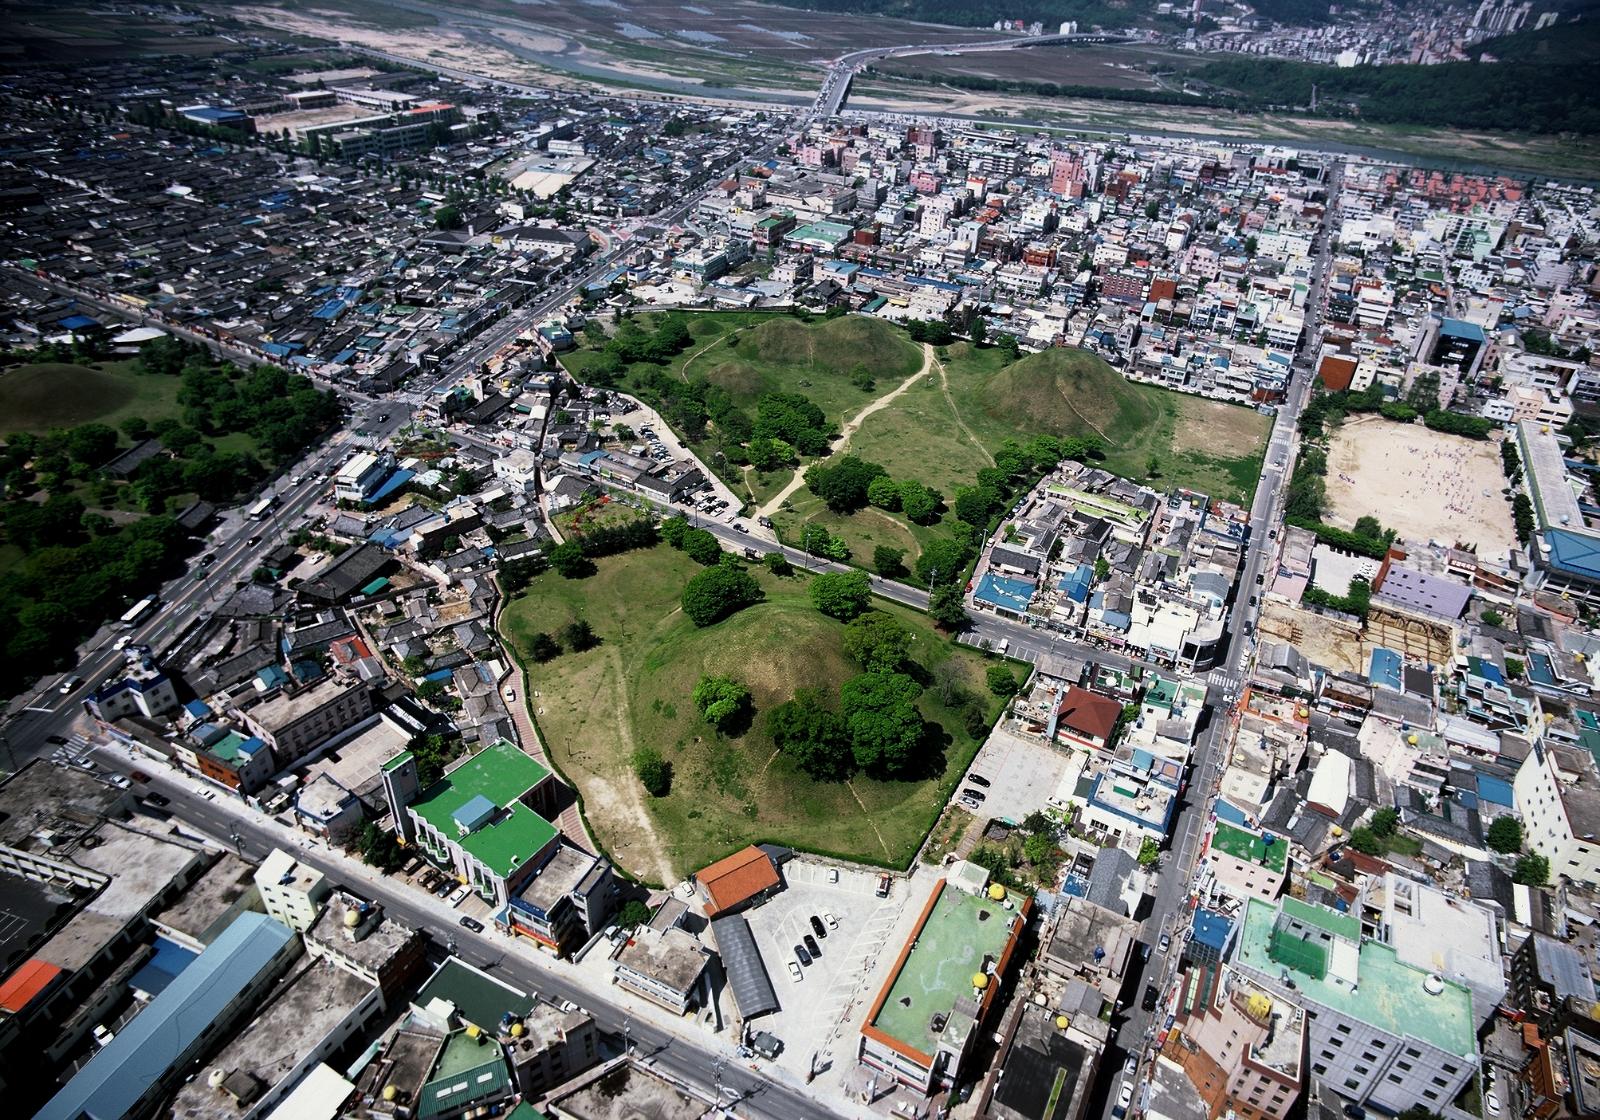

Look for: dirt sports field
[1324,415,1516,561]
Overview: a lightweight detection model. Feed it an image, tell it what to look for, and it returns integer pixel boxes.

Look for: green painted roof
[413,959,534,1031]
[382,750,414,773]
[1281,894,1360,941]
[410,740,557,877]
[1144,676,1179,713]
[1236,898,1477,1059]
[870,886,1019,1057]
[1210,821,1288,872]
[419,1031,512,1120]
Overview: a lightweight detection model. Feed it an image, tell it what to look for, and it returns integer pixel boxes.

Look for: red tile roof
[1057,687,1122,744]
[696,846,780,916]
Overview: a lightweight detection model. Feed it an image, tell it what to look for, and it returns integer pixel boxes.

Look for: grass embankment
[500,546,1001,880]
[0,360,182,435]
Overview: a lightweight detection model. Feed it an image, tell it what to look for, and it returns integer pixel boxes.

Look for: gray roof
[709,915,779,1020]
[1086,847,1135,912]
[1527,932,1595,1000]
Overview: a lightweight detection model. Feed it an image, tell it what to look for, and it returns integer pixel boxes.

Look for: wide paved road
[94,747,849,1120]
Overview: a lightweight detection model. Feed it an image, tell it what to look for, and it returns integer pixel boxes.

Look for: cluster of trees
[1302,575,1373,619]
[1423,409,1494,440]
[682,560,764,627]
[1501,438,1522,482]
[1346,806,1402,857]
[753,393,834,458]
[584,315,694,385]
[633,745,671,796]
[548,516,660,578]
[770,669,929,779]
[902,318,955,346]
[661,515,726,566]
[524,619,597,664]
[147,337,342,469]
[811,570,872,621]
[694,675,753,734]
[1513,493,1536,544]
[498,554,548,595]
[969,811,1066,889]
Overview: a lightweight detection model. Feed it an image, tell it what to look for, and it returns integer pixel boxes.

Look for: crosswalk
[1206,669,1243,695]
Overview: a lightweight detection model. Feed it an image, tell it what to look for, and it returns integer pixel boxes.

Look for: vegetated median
[497,539,1005,881]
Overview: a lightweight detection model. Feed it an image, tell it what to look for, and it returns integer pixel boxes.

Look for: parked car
[967,774,991,787]
[145,793,170,807]
[795,944,812,966]
[821,910,838,930]
[447,884,471,906]
[1123,1055,1138,1077]
[876,873,892,897]
[459,916,484,933]
[803,933,821,958]
[828,867,840,884]
[1141,984,1160,1012]
[809,915,827,939]
[961,788,987,803]
[130,770,150,783]
[787,961,803,982]
[1113,1081,1134,1119]
[1158,932,1171,954]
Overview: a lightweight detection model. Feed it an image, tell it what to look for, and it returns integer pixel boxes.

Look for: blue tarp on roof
[1477,773,1515,807]
[1439,317,1486,342]
[58,314,99,330]
[129,935,199,999]
[973,571,1035,614]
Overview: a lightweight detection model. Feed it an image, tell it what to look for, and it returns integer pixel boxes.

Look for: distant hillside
[700,315,921,412]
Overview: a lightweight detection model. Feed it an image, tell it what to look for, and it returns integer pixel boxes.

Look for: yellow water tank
[1055,1014,1070,1029]
[510,1022,526,1038]
[382,1086,398,1103]
[1331,825,1344,837]
[466,1024,481,1040]
[1407,733,1418,745]
[344,908,362,928]
[972,972,991,990]
[1298,706,1310,718]
[988,883,1007,901]
[1246,992,1273,1020]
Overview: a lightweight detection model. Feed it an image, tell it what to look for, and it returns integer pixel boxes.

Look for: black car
[145,793,170,807]
[967,774,991,787]
[46,734,68,746]
[803,933,821,958]
[459,916,484,933]
[795,944,812,966]
[809,914,827,939]
[1141,984,1160,1012]
[961,788,987,803]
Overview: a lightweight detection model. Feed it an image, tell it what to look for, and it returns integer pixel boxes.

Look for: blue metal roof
[973,571,1035,614]
[1439,317,1486,342]
[1059,563,1094,604]
[1543,527,1600,581]
[1191,907,1232,951]
[39,913,294,1120]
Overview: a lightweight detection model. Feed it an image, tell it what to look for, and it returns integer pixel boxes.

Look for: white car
[1113,1081,1134,1119]
[822,911,838,930]
[787,961,803,983]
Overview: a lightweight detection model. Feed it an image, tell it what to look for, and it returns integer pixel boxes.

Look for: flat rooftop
[0,760,129,849]
[869,881,1023,1059]
[151,854,258,947]
[171,959,375,1120]
[1210,821,1288,873]
[614,926,708,994]
[410,741,555,878]
[548,1061,709,1120]
[307,892,417,970]
[513,844,598,913]
[245,677,361,731]
[1235,897,1476,1058]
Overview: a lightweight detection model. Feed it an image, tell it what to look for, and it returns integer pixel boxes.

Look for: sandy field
[1325,415,1516,561]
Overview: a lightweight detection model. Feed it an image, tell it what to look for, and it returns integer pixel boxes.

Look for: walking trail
[756,342,936,519]
[934,349,994,467]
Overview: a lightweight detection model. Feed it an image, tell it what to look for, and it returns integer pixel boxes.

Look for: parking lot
[741,859,914,1077]
[962,727,1073,825]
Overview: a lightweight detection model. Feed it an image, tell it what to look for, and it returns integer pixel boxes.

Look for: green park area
[561,311,1269,581]
[0,360,182,435]
[499,543,1005,883]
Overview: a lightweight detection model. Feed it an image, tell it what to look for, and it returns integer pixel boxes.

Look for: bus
[248,495,276,521]
[119,595,159,629]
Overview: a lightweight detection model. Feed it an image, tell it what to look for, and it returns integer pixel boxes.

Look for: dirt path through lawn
[756,343,935,519]
[933,350,994,467]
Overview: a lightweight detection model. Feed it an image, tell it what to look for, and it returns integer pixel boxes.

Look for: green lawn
[0,360,182,435]
[500,545,1001,882]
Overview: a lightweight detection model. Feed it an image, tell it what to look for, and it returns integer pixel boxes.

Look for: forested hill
[1195,17,1600,135]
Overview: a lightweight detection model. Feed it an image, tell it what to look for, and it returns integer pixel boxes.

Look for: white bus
[248,495,276,521]
[119,595,159,629]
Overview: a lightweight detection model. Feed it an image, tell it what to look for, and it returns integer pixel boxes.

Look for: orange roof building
[694,846,781,917]
[0,959,64,1015]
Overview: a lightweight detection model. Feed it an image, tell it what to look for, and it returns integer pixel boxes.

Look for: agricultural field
[0,361,182,436]
[499,546,1001,883]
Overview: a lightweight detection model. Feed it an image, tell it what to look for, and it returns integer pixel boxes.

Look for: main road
[91,746,846,1120]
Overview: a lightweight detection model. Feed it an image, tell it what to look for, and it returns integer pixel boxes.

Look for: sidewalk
[95,735,882,1119]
